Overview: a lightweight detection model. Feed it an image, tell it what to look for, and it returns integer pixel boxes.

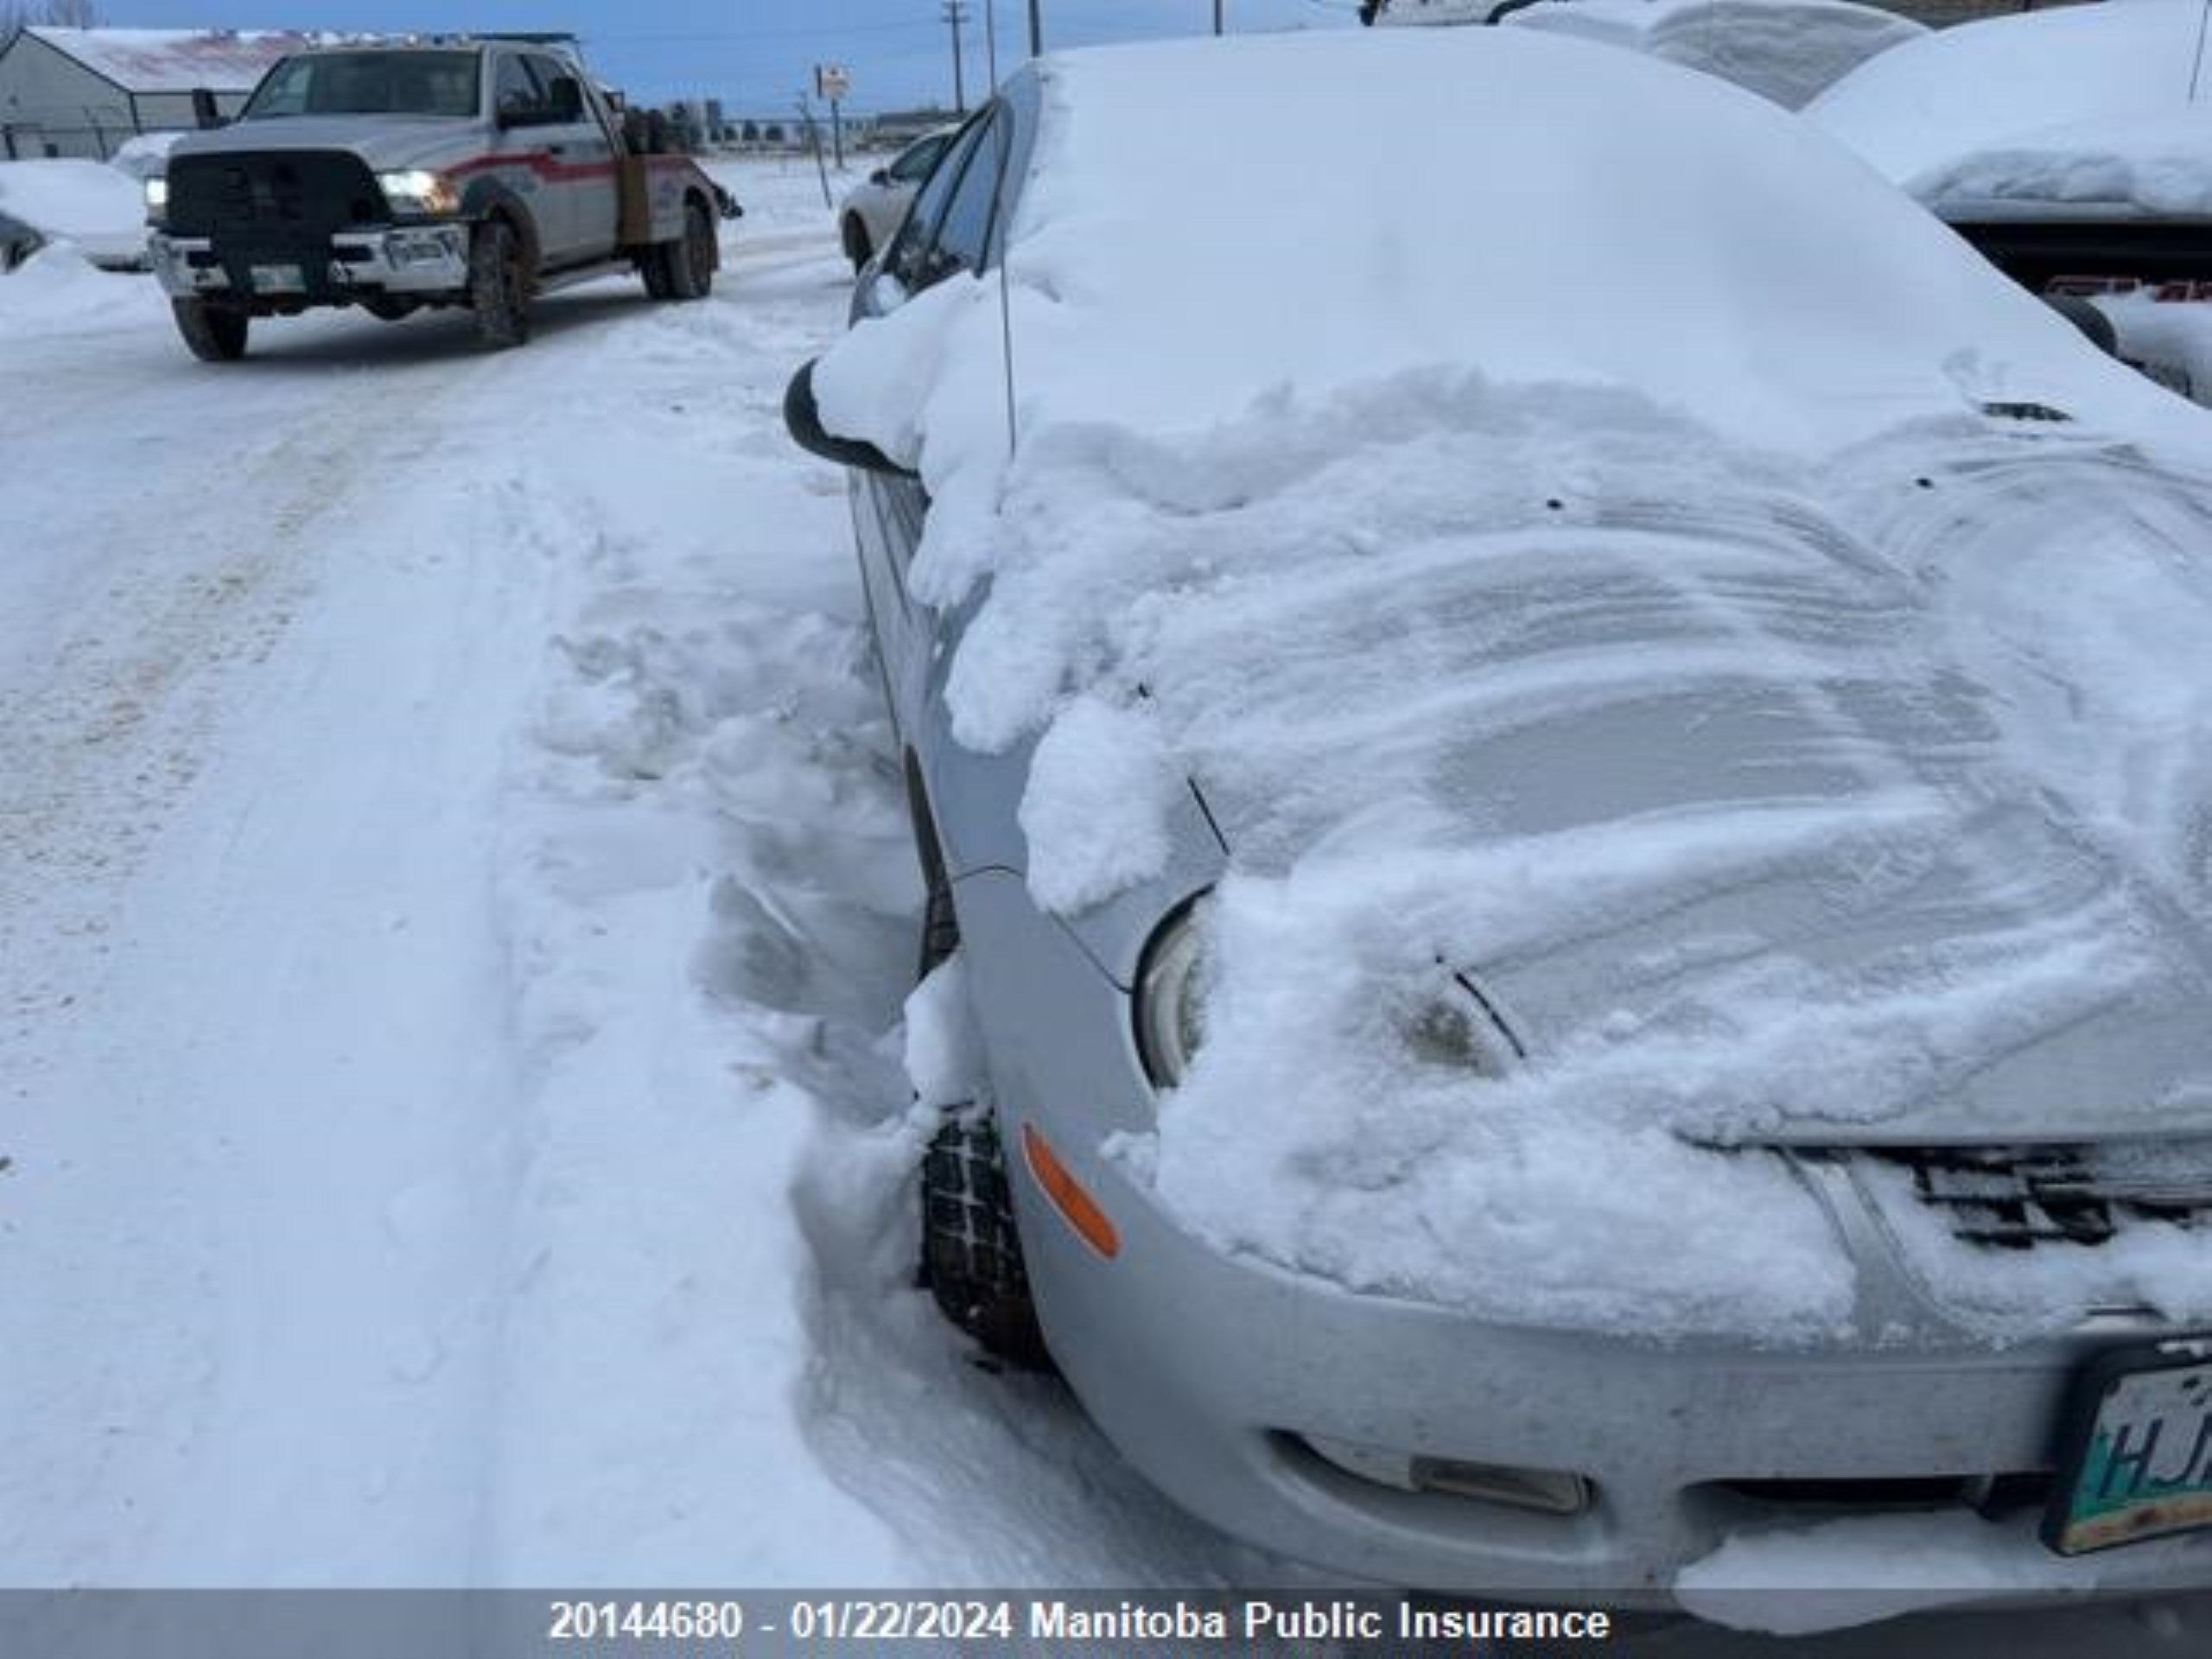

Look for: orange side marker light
[1020,1122,1122,1260]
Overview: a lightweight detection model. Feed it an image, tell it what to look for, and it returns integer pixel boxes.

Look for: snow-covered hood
[1160,416,2212,1151]
[168,116,484,175]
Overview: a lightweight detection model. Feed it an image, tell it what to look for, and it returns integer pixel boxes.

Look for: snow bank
[0,240,162,334]
[0,159,146,268]
[1808,0,2212,214]
[813,31,2212,1340]
[109,130,186,183]
[1505,0,1925,110]
[1677,1510,2212,1632]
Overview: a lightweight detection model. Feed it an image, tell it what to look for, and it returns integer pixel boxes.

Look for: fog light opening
[1302,1433,1592,1516]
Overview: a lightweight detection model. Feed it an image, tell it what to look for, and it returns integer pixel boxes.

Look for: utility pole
[1027,1,1043,56]
[943,0,969,113]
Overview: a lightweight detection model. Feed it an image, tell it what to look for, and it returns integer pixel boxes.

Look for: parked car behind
[836,124,957,272]
[0,158,150,270]
[785,24,2212,1605]
[1808,0,2212,400]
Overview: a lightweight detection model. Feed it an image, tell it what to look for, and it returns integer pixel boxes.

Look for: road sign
[815,64,850,102]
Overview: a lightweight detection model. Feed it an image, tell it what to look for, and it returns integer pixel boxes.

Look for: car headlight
[143,175,168,225]
[1135,897,1208,1090]
[377,169,459,218]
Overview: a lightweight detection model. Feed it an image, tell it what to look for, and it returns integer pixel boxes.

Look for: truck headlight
[143,175,168,225]
[1135,897,1208,1090]
[377,169,459,218]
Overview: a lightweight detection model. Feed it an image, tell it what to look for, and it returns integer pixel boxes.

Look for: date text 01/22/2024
[543,1598,1618,1645]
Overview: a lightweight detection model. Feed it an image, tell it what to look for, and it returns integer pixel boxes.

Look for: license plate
[249,263,302,293]
[2044,1340,2212,1555]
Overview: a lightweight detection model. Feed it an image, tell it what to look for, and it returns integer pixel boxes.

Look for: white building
[0,27,315,161]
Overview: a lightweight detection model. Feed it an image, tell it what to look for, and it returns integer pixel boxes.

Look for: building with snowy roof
[0,27,318,161]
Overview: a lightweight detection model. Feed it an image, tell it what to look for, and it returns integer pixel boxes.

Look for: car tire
[842,215,872,274]
[360,295,421,323]
[913,880,1052,1370]
[662,199,715,302]
[171,297,249,362]
[467,218,530,350]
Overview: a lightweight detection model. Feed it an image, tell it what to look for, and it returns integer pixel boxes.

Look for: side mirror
[190,87,225,129]
[868,167,890,187]
[783,360,918,480]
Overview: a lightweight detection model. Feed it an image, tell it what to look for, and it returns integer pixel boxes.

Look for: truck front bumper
[149,226,472,302]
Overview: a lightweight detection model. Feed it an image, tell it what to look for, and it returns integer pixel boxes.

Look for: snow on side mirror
[783,360,918,480]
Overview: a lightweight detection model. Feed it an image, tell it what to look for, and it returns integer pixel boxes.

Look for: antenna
[2190,0,2210,102]
[989,0,1019,461]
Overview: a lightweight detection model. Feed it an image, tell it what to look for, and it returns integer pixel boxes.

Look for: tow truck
[145,35,736,359]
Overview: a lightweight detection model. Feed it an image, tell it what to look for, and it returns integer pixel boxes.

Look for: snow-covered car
[1497,0,1924,110]
[148,40,729,360]
[0,158,151,270]
[785,27,2212,1602]
[1808,0,2212,400]
[837,124,957,273]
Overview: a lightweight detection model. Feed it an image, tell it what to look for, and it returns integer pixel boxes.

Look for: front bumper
[948,867,2212,1604]
[149,225,471,302]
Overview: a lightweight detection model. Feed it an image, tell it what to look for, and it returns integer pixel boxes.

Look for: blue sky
[100,1,1361,114]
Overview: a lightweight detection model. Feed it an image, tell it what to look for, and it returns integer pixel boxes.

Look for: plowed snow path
[0,160,2205,1652]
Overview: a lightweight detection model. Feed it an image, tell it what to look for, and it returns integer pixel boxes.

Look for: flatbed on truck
[146,37,737,359]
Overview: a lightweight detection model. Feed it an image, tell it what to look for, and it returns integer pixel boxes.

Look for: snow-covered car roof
[1806,0,2212,219]
[814,29,2212,1341]
[0,160,147,270]
[1503,0,1925,111]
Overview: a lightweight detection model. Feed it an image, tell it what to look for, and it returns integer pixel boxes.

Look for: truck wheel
[639,248,674,301]
[172,297,249,362]
[467,219,530,349]
[913,880,1052,1371]
[360,295,420,322]
[661,199,715,302]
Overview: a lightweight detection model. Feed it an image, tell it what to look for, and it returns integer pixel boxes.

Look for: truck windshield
[243,51,480,119]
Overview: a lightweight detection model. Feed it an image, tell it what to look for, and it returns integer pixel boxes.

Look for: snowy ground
[1,156,2208,1649]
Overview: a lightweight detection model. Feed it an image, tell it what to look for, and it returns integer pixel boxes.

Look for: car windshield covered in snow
[242,50,480,120]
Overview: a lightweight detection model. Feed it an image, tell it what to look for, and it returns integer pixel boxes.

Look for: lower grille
[1868,1141,2212,1249]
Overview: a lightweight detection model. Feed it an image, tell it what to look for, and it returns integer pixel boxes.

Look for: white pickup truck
[146,37,734,360]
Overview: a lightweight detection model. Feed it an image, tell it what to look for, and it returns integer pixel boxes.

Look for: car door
[852,105,1014,746]
[530,53,618,263]
[489,52,574,262]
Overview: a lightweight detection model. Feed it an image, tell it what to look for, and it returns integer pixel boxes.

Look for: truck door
[531,54,619,264]
[490,52,575,263]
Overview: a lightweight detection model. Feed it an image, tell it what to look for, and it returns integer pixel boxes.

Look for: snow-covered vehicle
[0,158,152,271]
[837,124,958,273]
[145,39,730,360]
[1807,0,2212,400]
[785,25,2212,1604]
[1363,0,1924,109]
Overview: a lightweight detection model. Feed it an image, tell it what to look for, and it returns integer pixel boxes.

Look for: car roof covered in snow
[822,26,2176,467]
[1805,0,2212,219]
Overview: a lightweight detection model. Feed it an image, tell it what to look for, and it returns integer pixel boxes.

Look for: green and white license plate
[249,263,303,293]
[2044,1340,2212,1555]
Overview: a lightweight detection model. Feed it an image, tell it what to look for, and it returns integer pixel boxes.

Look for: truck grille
[168,151,386,245]
[1868,1141,2212,1249]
